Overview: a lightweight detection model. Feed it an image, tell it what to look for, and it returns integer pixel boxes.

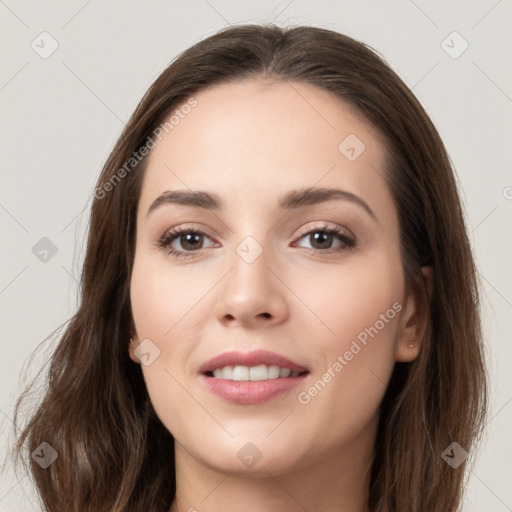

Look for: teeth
[222,366,233,379]
[267,365,280,379]
[210,364,302,381]
[232,365,249,381]
[280,368,291,378]
[250,364,268,381]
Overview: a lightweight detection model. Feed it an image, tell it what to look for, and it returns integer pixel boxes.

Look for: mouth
[204,365,308,380]
[198,350,310,404]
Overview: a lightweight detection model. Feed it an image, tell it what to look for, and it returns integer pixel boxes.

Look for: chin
[183,435,304,476]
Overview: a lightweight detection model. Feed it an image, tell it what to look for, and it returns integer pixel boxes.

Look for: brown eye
[308,231,335,250]
[295,226,356,253]
[158,228,215,258]
[178,232,204,251]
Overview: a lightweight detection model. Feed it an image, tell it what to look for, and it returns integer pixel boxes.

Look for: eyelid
[293,221,353,238]
[157,223,218,248]
[158,220,357,260]
[159,223,216,240]
[159,221,351,244]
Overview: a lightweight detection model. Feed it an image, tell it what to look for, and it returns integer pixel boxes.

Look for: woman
[12,24,487,511]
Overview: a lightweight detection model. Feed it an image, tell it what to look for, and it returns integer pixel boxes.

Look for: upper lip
[199,350,309,375]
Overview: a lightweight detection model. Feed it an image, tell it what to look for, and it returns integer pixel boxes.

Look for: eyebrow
[146,187,377,221]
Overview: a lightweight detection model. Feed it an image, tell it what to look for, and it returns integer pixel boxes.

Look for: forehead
[138,79,392,218]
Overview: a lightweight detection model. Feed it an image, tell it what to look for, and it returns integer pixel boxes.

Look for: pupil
[182,233,201,250]
[312,232,332,249]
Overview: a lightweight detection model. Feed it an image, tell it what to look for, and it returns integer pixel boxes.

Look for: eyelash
[157,224,357,259]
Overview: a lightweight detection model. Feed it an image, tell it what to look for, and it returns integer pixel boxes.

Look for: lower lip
[199,374,308,404]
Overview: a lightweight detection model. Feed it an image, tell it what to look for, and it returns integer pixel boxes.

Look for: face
[129,79,423,476]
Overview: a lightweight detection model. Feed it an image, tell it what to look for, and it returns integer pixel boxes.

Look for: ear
[395,266,433,362]
[128,332,141,364]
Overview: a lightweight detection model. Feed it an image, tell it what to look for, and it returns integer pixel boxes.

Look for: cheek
[129,254,188,370]
[293,250,402,351]
[129,251,217,424]
[130,250,206,344]
[292,255,403,436]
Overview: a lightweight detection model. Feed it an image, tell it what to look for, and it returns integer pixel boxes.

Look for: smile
[208,364,304,381]
[198,349,310,404]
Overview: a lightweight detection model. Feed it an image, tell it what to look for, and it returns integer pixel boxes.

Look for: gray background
[1,0,511,510]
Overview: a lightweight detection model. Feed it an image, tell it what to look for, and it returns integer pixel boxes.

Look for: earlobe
[395,266,433,363]
[128,335,141,364]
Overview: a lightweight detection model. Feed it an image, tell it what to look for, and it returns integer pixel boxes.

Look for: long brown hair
[11,24,487,511]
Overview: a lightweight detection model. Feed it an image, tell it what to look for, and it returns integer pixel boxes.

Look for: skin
[128,79,431,512]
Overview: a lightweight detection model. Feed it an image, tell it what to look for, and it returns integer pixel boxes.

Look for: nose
[214,242,289,329]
